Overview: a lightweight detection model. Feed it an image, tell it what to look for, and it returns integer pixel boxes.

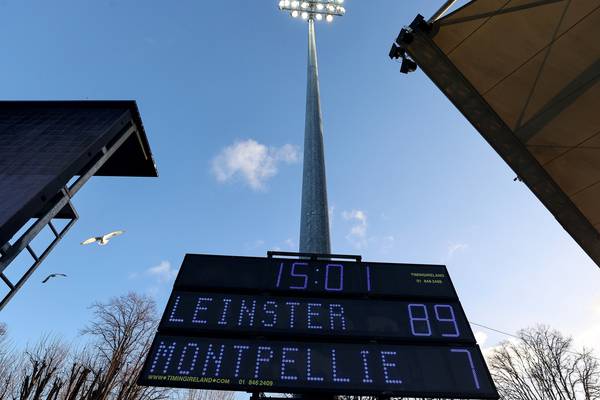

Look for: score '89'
[408,304,460,337]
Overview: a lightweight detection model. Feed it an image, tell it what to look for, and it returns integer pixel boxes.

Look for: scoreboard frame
[138,252,499,399]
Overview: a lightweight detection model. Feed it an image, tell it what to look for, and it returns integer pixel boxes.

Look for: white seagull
[81,230,125,246]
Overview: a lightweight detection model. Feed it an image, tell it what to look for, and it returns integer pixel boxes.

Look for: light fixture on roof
[400,57,417,74]
[388,42,418,74]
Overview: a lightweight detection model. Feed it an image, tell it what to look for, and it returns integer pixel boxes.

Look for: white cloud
[329,205,336,228]
[146,261,178,284]
[380,235,396,253]
[284,238,296,250]
[211,140,299,190]
[244,239,266,251]
[275,144,299,163]
[576,325,600,350]
[343,209,368,249]
[574,297,600,350]
[447,242,469,259]
[475,330,488,346]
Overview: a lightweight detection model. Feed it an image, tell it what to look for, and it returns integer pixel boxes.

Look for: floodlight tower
[278,0,346,255]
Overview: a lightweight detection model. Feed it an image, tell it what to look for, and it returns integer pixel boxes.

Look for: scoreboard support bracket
[267,250,362,262]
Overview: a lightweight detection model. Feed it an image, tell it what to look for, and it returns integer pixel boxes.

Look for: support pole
[297,17,335,400]
[428,0,458,23]
[299,18,332,255]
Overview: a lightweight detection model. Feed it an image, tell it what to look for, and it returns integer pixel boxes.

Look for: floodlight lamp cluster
[278,0,345,22]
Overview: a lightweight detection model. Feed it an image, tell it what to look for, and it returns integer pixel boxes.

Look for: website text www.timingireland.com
[147,375,275,387]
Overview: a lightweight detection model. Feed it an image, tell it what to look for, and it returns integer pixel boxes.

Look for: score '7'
[451,349,480,390]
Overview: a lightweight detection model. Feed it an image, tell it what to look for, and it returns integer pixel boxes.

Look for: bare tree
[173,389,236,400]
[0,293,241,400]
[80,292,169,400]
[339,327,600,400]
[576,348,600,400]
[338,397,449,400]
[488,325,600,400]
[57,345,106,400]
[13,336,69,400]
[0,331,100,400]
[0,322,18,399]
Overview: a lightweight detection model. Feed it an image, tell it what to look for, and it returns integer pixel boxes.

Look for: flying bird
[81,230,125,246]
[42,273,67,283]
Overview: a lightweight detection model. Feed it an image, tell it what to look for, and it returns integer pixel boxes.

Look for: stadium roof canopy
[395,0,600,268]
[0,101,158,309]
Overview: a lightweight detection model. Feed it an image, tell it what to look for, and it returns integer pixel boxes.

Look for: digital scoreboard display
[140,336,497,398]
[163,291,475,342]
[139,254,498,399]
[174,254,456,298]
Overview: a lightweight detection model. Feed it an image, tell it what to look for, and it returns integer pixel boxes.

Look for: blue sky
[1,0,599,393]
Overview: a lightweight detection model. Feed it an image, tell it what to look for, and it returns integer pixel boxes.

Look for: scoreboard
[138,254,499,398]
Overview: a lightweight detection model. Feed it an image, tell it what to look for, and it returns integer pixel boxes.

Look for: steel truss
[0,122,137,311]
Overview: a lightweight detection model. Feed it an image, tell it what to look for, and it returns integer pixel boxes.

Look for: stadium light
[279,0,345,22]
